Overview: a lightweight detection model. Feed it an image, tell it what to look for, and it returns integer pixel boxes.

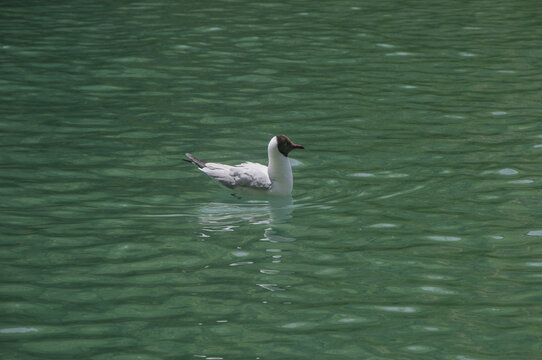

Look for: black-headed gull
[185,135,304,196]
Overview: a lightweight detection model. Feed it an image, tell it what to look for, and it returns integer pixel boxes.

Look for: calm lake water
[2,1,542,359]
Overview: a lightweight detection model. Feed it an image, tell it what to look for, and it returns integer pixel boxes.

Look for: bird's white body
[186,135,302,196]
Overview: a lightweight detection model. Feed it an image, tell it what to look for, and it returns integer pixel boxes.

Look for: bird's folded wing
[202,162,270,189]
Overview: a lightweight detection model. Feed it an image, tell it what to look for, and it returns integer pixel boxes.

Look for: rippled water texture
[2,1,542,359]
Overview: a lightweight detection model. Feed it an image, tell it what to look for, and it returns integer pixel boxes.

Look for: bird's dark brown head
[276,134,304,157]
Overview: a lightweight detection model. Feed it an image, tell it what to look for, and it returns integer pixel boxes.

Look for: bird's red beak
[293,144,304,149]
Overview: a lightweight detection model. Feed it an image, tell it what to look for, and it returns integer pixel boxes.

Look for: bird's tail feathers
[185,153,206,169]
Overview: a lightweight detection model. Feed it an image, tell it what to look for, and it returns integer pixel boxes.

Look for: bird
[185,135,304,196]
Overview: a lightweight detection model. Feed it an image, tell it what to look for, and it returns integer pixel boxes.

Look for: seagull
[185,135,304,196]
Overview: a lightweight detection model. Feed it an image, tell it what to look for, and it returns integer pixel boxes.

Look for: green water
[2,1,542,359]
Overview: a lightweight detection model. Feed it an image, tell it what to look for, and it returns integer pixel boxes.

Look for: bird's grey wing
[200,163,237,188]
[200,162,270,190]
[230,162,271,189]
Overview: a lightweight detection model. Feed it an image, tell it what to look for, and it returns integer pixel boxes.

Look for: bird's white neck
[267,137,293,195]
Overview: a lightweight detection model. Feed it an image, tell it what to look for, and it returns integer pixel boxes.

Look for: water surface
[2,1,542,359]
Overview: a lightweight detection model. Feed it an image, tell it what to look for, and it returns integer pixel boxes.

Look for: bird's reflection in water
[261,227,296,243]
[197,196,296,292]
[197,196,295,232]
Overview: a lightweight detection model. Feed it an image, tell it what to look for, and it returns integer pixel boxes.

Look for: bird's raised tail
[184,153,207,169]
